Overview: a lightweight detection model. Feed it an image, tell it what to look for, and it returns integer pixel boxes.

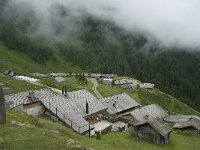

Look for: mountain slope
[1,108,200,150]
[0,42,82,73]
[0,1,200,112]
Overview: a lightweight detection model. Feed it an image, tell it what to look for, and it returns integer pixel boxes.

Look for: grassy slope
[0,74,43,95]
[1,40,200,149]
[1,108,200,150]
[0,42,82,74]
[38,76,95,95]
[97,83,200,116]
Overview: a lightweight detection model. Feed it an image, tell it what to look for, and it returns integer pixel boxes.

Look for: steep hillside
[97,82,200,116]
[1,108,200,150]
[0,0,200,112]
[0,42,82,73]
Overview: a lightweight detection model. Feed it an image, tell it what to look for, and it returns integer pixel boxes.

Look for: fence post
[56,107,57,116]
[89,123,91,137]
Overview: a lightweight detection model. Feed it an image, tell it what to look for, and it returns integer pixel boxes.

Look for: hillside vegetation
[0,1,200,112]
[97,83,200,116]
[0,108,200,150]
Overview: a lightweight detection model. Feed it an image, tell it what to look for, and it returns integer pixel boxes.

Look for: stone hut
[173,117,200,134]
[129,119,172,144]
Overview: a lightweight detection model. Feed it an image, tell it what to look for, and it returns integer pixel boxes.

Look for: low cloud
[6,0,200,49]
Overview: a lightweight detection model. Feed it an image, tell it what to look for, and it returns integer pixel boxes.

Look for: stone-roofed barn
[4,88,55,115]
[129,119,172,144]
[173,117,200,134]
[114,79,127,85]
[99,93,140,114]
[164,114,200,123]
[41,89,108,134]
[125,104,168,122]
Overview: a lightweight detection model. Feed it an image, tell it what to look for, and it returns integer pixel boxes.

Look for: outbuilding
[173,117,200,134]
[129,119,172,144]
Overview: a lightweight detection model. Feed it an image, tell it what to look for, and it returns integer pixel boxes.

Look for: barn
[4,88,55,115]
[41,89,109,135]
[164,114,200,123]
[129,119,172,144]
[99,93,140,115]
[173,117,200,134]
[122,104,169,122]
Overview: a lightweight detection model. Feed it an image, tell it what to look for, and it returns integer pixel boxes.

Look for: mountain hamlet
[1,0,200,149]
[1,71,200,147]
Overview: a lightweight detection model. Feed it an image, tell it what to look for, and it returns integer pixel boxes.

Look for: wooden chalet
[129,119,172,144]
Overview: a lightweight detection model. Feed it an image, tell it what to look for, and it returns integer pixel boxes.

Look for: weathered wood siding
[178,126,200,134]
[130,124,170,144]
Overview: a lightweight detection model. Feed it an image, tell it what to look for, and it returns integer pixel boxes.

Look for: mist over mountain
[2,0,200,49]
[0,0,200,111]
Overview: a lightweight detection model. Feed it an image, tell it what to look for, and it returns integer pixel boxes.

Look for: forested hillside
[0,0,200,111]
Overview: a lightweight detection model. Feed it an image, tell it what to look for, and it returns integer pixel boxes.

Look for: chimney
[0,86,6,123]
[113,101,118,108]
[86,101,89,114]
[64,86,67,96]
[62,87,64,95]
[144,115,149,120]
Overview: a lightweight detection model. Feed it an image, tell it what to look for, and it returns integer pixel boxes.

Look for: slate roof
[114,79,127,85]
[90,73,102,78]
[54,76,65,83]
[50,73,67,77]
[41,89,107,133]
[115,79,138,86]
[139,83,154,89]
[164,115,200,123]
[173,118,200,131]
[129,104,168,121]
[101,74,117,79]
[132,119,172,136]
[99,93,140,114]
[4,88,55,108]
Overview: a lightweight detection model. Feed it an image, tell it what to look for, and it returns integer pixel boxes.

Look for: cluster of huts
[32,72,155,89]
[103,78,154,89]
[4,88,200,144]
[32,72,117,79]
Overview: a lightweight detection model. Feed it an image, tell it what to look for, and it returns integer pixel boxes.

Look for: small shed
[3,70,10,75]
[139,83,154,89]
[101,74,117,79]
[114,79,127,85]
[102,78,113,85]
[3,70,15,77]
[129,119,172,144]
[173,118,200,134]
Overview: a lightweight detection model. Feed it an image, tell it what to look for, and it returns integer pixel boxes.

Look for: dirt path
[90,78,103,99]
